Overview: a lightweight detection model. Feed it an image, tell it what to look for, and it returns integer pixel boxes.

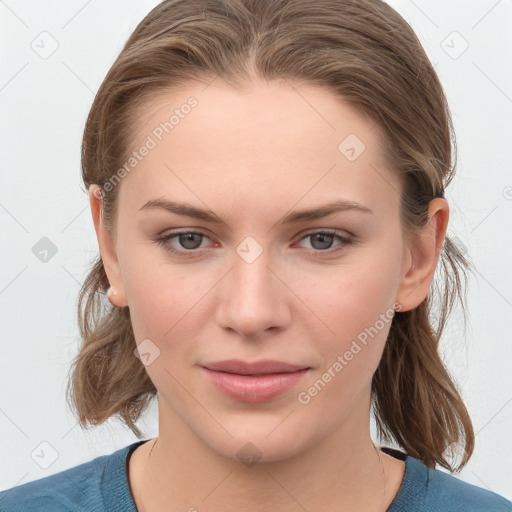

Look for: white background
[1,0,511,502]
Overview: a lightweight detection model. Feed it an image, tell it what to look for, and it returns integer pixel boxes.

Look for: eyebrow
[138,198,373,226]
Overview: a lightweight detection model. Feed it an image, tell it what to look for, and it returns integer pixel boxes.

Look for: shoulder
[0,441,144,512]
[388,451,512,512]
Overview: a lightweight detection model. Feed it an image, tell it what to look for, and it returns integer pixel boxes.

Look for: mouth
[200,359,311,403]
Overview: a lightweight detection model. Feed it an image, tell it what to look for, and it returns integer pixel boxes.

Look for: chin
[197,415,319,465]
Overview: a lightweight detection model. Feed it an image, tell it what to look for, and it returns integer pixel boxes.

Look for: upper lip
[201,359,309,375]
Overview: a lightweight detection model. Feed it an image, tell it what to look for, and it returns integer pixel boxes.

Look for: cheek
[120,242,218,368]
[294,267,398,422]
[126,270,203,342]
[296,238,402,377]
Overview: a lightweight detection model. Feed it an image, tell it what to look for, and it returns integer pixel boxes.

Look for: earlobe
[88,185,128,307]
[395,198,449,312]
[107,286,125,308]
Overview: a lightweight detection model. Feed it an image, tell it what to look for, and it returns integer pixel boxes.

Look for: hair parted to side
[69,0,474,470]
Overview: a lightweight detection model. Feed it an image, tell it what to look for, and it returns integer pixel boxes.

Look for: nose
[215,244,292,340]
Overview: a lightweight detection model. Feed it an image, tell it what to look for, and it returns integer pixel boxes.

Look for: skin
[89,78,449,512]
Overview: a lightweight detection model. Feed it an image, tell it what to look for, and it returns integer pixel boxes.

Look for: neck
[131,398,403,512]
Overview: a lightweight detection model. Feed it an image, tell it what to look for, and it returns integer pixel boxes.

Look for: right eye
[154,230,214,256]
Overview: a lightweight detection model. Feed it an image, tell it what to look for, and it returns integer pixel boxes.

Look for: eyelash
[154,229,353,258]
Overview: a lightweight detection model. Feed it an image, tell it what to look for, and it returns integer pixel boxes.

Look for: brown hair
[69,0,474,471]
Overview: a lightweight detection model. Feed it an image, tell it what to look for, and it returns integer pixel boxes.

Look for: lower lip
[201,367,310,403]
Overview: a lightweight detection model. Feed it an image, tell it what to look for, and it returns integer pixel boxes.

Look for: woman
[1,0,510,510]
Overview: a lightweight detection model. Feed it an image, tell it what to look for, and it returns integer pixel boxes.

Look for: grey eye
[178,233,204,249]
[308,233,335,250]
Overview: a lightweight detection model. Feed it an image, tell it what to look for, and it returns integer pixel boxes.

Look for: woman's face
[94,79,421,462]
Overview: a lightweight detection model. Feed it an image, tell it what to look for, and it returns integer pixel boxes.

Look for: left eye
[298,231,351,252]
[155,230,352,256]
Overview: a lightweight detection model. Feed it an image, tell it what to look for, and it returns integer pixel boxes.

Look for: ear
[89,185,128,307]
[395,198,449,312]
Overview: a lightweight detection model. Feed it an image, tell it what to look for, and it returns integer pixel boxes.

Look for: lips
[200,359,310,403]
[202,359,307,375]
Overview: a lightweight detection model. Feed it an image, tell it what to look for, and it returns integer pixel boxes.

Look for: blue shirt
[1,442,511,511]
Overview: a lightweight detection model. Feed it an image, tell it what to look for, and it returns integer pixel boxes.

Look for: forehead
[119,79,400,221]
